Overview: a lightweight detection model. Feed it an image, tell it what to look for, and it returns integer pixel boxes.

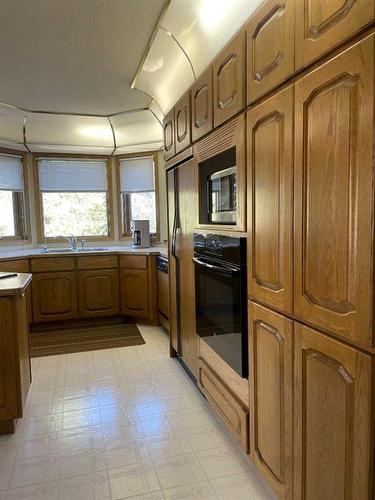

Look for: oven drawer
[198,358,249,452]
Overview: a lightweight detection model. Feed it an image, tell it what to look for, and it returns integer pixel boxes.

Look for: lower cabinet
[78,269,119,317]
[32,271,77,322]
[248,302,293,500]
[294,322,373,500]
[198,358,249,452]
[0,286,31,434]
[120,268,149,318]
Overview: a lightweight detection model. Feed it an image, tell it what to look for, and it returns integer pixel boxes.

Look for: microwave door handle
[192,256,240,276]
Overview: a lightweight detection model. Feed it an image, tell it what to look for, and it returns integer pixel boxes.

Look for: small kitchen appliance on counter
[131,220,151,248]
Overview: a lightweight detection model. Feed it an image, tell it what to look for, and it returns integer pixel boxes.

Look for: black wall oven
[193,232,247,378]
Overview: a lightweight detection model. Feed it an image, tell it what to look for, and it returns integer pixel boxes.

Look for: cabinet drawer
[0,259,29,273]
[77,255,118,270]
[119,255,148,269]
[198,359,249,452]
[31,257,75,272]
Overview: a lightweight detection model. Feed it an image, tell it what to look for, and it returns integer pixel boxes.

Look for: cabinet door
[294,35,374,347]
[191,66,213,142]
[32,272,77,322]
[213,30,245,127]
[16,292,31,413]
[249,302,293,499]
[247,85,293,314]
[78,269,119,318]
[247,0,294,104]
[175,91,191,154]
[294,322,373,500]
[120,268,149,318]
[295,0,375,69]
[163,108,175,160]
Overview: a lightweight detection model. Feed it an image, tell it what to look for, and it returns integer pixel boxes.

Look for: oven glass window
[195,264,244,376]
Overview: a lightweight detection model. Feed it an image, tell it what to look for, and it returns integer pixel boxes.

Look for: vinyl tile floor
[0,324,276,500]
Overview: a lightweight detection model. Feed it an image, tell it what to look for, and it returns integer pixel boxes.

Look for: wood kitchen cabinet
[0,259,32,323]
[120,268,149,318]
[163,108,175,160]
[248,302,293,499]
[32,271,77,322]
[246,0,294,104]
[78,269,119,317]
[191,66,213,142]
[294,35,374,348]
[247,85,293,314]
[294,322,373,500]
[0,277,32,434]
[175,91,191,154]
[295,0,374,69]
[213,30,245,127]
[119,255,157,321]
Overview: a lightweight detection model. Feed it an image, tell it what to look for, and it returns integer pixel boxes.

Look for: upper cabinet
[247,0,295,104]
[163,108,175,160]
[294,35,374,348]
[247,85,294,314]
[191,66,213,142]
[295,0,375,69]
[213,30,245,127]
[175,91,191,154]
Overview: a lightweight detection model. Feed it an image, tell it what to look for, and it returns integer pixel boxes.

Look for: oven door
[193,255,247,377]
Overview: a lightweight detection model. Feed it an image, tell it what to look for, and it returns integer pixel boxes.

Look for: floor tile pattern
[0,325,276,499]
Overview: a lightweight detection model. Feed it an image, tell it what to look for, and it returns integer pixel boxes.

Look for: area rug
[30,317,145,357]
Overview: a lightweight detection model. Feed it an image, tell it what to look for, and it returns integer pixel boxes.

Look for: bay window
[0,153,28,241]
[35,157,112,240]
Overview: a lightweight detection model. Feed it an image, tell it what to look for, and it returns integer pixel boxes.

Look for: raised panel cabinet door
[120,268,149,318]
[16,292,31,413]
[295,0,375,69]
[294,322,373,500]
[175,91,191,154]
[247,0,294,104]
[294,35,374,347]
[213,30,245,127]
[32,272,77,322]
[163,108,175,160]
[247,85,293,314]
[78,269,119,318]
[249,302,293,499]
[191,66,213,142]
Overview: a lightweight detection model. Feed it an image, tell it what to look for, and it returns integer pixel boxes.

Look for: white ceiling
[0,0,164,115]
[0,0,264,153]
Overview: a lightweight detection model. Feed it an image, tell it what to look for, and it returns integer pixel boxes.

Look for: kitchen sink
[41,247,108,254]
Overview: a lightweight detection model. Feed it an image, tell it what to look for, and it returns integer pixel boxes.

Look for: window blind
[119,156,154,193]
[38,158,108,192]
[0,154,23,191]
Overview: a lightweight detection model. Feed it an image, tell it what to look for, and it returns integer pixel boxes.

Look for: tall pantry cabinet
[247,33,375,500]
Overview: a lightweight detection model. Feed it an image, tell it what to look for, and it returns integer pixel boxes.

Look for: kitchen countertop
[0,245,168,260]
[0,272,32,297]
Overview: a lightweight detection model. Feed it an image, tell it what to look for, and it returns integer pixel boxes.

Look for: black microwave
[199,147,237,225]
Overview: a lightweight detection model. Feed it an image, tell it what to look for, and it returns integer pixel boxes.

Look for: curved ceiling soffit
[0,103,163,155]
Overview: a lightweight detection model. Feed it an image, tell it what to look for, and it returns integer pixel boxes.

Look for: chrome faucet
[62,234,78,251]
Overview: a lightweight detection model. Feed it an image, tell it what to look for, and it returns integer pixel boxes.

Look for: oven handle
[192,256,240,276]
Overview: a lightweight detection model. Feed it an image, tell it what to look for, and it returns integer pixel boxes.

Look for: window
[0,153,28,241]
[118,155,158,236]
[36,157,112,240]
